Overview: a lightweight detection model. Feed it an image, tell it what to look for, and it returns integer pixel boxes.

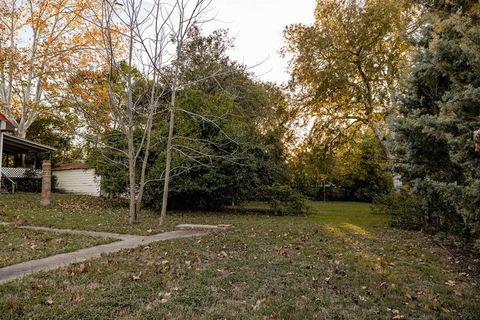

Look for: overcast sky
[203,0,316,84]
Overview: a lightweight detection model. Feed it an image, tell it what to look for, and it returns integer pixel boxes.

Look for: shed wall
[53,169,101,196]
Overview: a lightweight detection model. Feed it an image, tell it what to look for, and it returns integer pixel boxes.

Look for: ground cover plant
[0,199,478,319]
[0,224,113,268]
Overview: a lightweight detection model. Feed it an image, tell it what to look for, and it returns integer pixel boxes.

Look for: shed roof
[53,162,89,171]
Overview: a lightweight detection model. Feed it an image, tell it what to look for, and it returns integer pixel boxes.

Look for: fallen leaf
[405,294,416,301]
[218,251,228,258]
[73,292,85,303]
[188,251,198,257]
[252,298,267,311]
[273,246,288,256]
[78,263,87,273]
[160,292,172,303]
[159,265,170,273]
[131,272,142,281]
[445,280,456,287]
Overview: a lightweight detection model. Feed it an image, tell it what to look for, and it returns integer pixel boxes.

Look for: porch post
[41,159,51,206]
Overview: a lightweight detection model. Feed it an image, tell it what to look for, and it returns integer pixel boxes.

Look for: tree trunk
[16,125,27,168]
[127,130,137,224]
[136,115,154,216]
[159,36,183,226]
[369,121,403,192]
[159,108,175,226]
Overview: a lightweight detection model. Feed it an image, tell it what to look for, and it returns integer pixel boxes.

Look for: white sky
[203,0,316,84]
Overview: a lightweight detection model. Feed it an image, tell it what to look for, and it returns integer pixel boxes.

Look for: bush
[258,184,309,216]
[373,191,422,231]
[15,168,57,193]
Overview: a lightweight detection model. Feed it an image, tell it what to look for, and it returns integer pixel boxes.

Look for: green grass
[0,194,479,319]
[0,224,114,268]
[0,193,171,235]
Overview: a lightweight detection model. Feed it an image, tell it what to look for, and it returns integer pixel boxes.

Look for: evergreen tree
[396,0,480,248]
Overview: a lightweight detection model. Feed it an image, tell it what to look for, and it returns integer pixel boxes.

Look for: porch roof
[0,132,56,154]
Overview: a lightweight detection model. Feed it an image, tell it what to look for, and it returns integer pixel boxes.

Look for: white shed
[53,162,101,196]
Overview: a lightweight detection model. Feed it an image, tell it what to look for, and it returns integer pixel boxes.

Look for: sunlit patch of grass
[339,223,372,239]
[308,201,388,228]
[323,224,347,238]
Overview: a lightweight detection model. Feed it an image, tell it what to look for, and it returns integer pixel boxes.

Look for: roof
[53,162,89,171]
[0,133,56,154]
[0,113,16,130]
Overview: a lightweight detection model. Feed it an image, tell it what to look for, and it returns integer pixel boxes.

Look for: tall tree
[283,0,421,190]
[0,0,100,138]
[396,0,480,246]
[143,28,292,214]
[96,0,171,223]
[159,0,214,226]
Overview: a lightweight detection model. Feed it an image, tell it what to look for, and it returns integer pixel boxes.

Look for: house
[53,162,102,196]
[0,113,56,193]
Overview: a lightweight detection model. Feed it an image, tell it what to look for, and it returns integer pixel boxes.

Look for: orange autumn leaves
[0,0,105,134]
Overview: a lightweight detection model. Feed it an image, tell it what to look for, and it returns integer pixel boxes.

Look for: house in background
[53,162,102,197]
[2,112,101,197]
[0,113,56,193]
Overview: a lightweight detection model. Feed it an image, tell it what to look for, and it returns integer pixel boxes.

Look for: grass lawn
[0,193,172,235]
[0,224,114,268]
[0,195,479,319]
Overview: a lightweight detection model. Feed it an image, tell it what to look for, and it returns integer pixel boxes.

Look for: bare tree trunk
[159,106,175,226]
[159,5,185,226]
[160,57,179,225]
[17,125,27,168]
[370,121,403,192]
[126,0,137,224]
[136,113,154,216]
[134,0,166,217]
[127,129,137,224]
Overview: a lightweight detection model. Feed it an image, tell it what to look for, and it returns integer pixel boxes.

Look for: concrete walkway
[0,222,137,240]
[0,224,212,285]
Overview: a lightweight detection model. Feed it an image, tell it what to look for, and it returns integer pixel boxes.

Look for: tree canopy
[284,0,421,189]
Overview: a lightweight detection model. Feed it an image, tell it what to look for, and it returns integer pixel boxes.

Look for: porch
[0,132,56,193]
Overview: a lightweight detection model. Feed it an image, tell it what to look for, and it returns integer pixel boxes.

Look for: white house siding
[53,169,101,196]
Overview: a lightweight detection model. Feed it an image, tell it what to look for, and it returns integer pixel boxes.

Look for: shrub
[373,191,422,231]
[259,184,309,216]
[16,168,57,193]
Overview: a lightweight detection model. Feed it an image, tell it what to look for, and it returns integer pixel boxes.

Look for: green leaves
[395,0,480,247]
